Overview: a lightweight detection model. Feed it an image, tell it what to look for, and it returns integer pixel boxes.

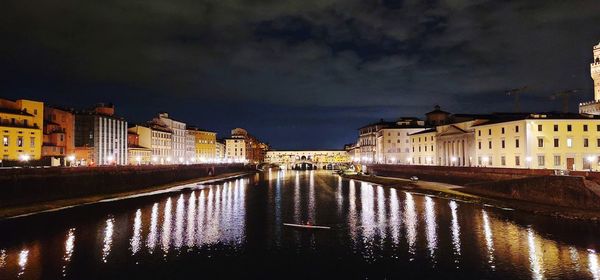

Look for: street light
[451,156,457,166]
[107,155,114,165]
[482,156,489,167]
[587,156,596,171]
[406,157,412,164]
[525,156,532,168]
[135,156,141,165]
[67,154,76,167]
[19,154,30,163]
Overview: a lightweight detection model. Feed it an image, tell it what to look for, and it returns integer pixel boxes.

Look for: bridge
[265,150,352,170]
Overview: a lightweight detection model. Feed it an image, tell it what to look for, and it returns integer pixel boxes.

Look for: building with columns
[580,41,600,115]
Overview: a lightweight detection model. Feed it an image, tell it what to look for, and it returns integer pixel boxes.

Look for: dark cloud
[1,0,599,149]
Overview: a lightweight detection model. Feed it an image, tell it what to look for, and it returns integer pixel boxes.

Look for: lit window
[567,138,573,147]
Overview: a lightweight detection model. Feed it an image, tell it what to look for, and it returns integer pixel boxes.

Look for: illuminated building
[215,140,225,160]
[580,41,600,115]
[128,123,172,164]
[153,113,186,162]
[376,118,428,164]
[225,128,268,163]
[187,128,217,162]
[74,103,128,165]
[0,98,43,161]
[42,106,75,164]
[127,131,152,165]
[474,113,600,170]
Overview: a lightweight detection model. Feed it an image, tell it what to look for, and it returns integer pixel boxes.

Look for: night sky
[2,1,600,149]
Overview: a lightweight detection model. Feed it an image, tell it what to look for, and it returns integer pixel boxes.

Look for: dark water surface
[0,170,599,279]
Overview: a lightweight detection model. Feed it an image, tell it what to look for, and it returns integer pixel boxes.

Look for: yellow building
[187,128,217,162]
[474,113,600,171]
[0,99,44,161]
[409,128,437,165]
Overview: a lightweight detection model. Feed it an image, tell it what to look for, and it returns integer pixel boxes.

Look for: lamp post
[451,156,457,166]
[482,156,489,167]
[67,155,76,167]
[20,154,30,167]
[525,156,532,169]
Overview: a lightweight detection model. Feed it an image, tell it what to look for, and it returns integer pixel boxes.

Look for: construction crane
[505,86,528,112]
[550,89,580,113]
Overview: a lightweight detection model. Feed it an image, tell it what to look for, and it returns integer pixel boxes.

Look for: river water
[0,170,599,279]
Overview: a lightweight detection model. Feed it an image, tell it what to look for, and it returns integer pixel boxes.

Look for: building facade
[127,131,152,165]
[128,123,173,164]
[42,106,75,161]
[579,42,600,115]
[358,120,394,163]
[409,129,437,165]
[154,113,186,162]
[0,99,43,161]
[375,119,428,164]
[225,128,268,163]
[74,104,128,165]
[215,140,225,160]
[225,138,246,162]
[187,128,217,162]
[474,113,600,171]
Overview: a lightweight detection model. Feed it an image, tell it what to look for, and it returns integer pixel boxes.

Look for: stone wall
[0,164,252,208]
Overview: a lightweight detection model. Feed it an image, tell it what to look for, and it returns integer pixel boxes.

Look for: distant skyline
[2,0,600,149]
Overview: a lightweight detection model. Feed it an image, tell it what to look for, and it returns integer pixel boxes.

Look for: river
[0,170,599,279]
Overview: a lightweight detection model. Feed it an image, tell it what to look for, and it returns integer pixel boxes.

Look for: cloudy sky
[1,0,600,149]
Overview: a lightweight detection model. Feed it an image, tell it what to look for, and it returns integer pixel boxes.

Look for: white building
[154,113,186,162]
[215,140,225,160]
[225,138,246,162]
[74,104,128,165]
[185,132,196,163]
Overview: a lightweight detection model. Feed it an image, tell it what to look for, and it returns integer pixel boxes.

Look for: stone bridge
[265,150,351,170]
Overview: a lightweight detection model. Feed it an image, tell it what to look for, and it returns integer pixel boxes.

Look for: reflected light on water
[376,186,386,241]
[186,192,197,248]
[102,218,114,263]
[161,198,173,255]
[449,201,461,267]
[424,196,437,264]
[147,203,159,253]
[388,189,401,245]
[131,210,142,255]
[18,249,28,277]
[527,228,544,280]
[62,228,76,276]
[308,171,315,223]
[348,180,357,243]
[404,192,417,260]
[481,210,495,270]
[569,247,580,271]
[174,194,185,250]
[0,249,6,269]
[589,249,600,280]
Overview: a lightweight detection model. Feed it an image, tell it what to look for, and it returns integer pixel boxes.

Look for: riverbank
[342,174,600,221]
[0,169,256,220]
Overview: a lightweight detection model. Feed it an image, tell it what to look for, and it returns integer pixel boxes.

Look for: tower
[579,42,600,115]
[592,42,600,101]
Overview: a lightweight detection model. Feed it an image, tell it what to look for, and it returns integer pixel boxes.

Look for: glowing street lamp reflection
[131,209,142,255]
[404,192,417,260]
[482,210,495,269]
[62,228,75,276]
[450,201,461,267]
[18,249,29,277]
[102,218,114,263]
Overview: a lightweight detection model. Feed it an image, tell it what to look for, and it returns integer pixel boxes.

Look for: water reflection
[131,210,142,255]
[101,218,114,263]
[527,228,544,280]
[481,210,495,270]
[0,171,599,279]
[62,228,75,276]
[590,250,600,280]
[449,201,461,267]
[404,192,417,260]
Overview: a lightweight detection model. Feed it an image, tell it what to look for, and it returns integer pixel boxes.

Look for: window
[501,140,505,148]
[537,138,544,148]
[567,124,572,132]
[516,126,519,133]
[501,127,505,134]
[584,138,589,148]
[501,156,506,166]
[515,139,520,148]
[597,125,600,131]
[597,138,600,147]
[2,136,7,147]
[17,136,23,147]
[567,138,573,148]
[478,157,482,165]
[538,155,545,167]
[584,125,588,132]
[538,124,543,131]
[488,141,492,149]
[30,137,35,148]
[554,138,559,148]
[488,129,492,135]
[554,124,558,132]
[478,142,482,149]
[478,130,481,136]
[515,156,520,166]
[554,155,561,166]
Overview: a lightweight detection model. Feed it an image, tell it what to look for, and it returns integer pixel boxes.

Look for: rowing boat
[283,223,331,230]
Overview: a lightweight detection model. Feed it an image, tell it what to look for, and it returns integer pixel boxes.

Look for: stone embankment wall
[368,164,600,210]
[0,164,253,208]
